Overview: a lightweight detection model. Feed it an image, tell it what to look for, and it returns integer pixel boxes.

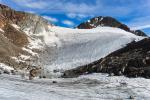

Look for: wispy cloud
[12,0,48,9]
[3,0,150,18]
[43,16,58,23]
[67,13,87,19]
[128,16,150,30]
[66,13,94,20]
[9,0,97,14]
[6,0,149,17]
[132,25,150,30]
[62,20,75,26]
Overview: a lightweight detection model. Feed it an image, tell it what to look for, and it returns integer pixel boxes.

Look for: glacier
[24,26,143,77]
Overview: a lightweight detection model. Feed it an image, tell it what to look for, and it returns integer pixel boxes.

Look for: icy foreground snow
[25,26,143,77]
[0,74,150,100]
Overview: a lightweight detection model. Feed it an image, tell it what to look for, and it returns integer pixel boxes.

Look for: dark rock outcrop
[77,16,147,36]
[133,30,147,37]
[62,38,150,78]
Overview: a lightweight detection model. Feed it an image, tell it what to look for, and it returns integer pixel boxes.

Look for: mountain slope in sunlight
[0,4,146,78]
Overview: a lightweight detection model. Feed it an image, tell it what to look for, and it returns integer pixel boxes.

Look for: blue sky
[1,0,150,35]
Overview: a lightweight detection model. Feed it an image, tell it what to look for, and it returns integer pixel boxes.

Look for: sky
[1,0,150,35]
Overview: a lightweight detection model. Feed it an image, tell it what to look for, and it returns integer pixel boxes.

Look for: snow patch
[100,17,103,21]
[0,28,4,33]
[0,63,14,74]
[22,47,38,56]
[11,24,20,30]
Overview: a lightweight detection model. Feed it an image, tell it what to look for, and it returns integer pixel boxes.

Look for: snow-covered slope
[24,25,143,77]
[1,73,150,100]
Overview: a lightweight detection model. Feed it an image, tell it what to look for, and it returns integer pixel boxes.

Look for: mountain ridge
[77,16,147,36]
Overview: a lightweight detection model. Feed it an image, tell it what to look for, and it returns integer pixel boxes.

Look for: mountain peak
[77,16,147,36]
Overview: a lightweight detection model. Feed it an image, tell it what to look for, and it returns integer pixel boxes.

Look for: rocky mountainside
[77,16,147,36]
[0,4,51,71]
[0,5,28,69]
[62,38,150,78]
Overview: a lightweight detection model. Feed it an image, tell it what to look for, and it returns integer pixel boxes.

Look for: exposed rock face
[77,16,147,36]
[3,23,28,47]
[0,4,50,70]
[0,4,26,24]
[0,4,57,75]
[0,4,50,34]
[62,38,150,78]
[133,30,147,37]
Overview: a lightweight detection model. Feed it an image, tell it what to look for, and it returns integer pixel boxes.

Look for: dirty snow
[22,47,38,56]
[11,54,31,63]
[0,73,150,100]
[0,63,14,74]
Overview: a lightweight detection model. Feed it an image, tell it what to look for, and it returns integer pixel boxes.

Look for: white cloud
[67,13,90,19]
[25,2,47,9]
[3,0,96,14]
[64,2,98,14]
[62,20,74,26]
[10,0,150,17]
[67,13,77,19]
[128,16,150,30]
[43,16,58,23]
[131,25,150,30]
[13,0,48,9]
[78,14,87,18]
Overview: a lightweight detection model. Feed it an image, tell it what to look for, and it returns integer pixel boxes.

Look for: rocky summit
[77,16,147,36]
